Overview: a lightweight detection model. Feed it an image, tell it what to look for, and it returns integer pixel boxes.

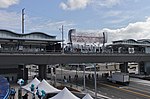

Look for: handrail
[0,51,149,55]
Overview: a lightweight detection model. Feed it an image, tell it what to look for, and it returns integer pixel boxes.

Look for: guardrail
[0,50,148,55]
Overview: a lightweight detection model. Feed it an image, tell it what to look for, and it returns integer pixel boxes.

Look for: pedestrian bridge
[0,53,150,65]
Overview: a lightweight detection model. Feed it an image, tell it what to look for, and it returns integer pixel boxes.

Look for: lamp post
[83,64,86,91]
[94,64,97,99]
[76,65,78,88]
[61,64,63,85]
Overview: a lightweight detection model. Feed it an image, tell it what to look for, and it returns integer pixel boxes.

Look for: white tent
[37,79,60,94]
[22,77,40,93]
[82,93,93,99]
[49,87,80,99]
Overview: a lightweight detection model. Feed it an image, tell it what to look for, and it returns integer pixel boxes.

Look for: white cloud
[60,0,122,10]
[29,20,75,34]
[0,0,19,8]
[105,10,122,17]
[78,17,150,44]
[94,0,121,8]
[1,10,150,44]
[60,0,91,10]
[0,10,21,31]
[102,17,150,43]
[0,10,75,40]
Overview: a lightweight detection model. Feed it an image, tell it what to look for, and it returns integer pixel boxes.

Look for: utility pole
[61,25,64,53]
[102,32,107,53]
[22,8,25,34]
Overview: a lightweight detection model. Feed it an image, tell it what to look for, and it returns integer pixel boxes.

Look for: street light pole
[61,64,63,85]
[76,65,78,88]
[83,64,86,91]
[94,64,97,99]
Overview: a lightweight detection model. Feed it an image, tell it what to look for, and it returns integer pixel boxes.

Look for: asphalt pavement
[10,68,150,99]
[54,68,150,99]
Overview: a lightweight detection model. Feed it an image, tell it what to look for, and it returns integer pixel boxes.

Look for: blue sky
[1,0,150,43]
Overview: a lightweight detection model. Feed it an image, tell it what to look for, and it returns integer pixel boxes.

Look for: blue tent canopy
[0,76,10,99]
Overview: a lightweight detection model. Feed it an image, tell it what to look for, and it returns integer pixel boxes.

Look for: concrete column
[144,62,150,75]
[18,64,28,83]
[138,62,145,75]
[24,67,28,81]
[38,65,47,80]
[120,62,128,73]
[138,62,150,75]
[18,64,24,79]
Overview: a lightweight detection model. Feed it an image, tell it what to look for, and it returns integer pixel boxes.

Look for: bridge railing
[0,50,62,54]
[0,49,147,55]
[64,50,146,54]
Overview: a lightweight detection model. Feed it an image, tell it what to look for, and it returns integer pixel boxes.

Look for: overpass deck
[0,52,149,65]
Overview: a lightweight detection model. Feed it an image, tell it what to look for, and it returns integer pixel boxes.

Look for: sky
[1,0,150,43]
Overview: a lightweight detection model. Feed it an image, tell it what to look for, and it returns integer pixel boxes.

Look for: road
[27,68,150,99]
[97,81,150,99]
[53,68,150,99]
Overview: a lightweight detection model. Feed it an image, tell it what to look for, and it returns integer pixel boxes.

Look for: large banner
[68,29,107,44]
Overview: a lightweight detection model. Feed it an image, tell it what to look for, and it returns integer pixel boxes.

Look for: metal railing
[0,49,148,55]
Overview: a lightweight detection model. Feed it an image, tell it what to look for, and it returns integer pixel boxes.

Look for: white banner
[68,29,107,44]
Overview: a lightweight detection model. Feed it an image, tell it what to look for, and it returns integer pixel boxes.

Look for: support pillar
[39,65,47,80]
[138,62,145,75]
[120,62,128,73]
[144,62,150,75]
[18,64,28,82]
[138,62,150,75]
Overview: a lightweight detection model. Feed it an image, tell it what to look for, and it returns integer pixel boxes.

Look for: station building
[106,39,150,75]
[0,29,62,82]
